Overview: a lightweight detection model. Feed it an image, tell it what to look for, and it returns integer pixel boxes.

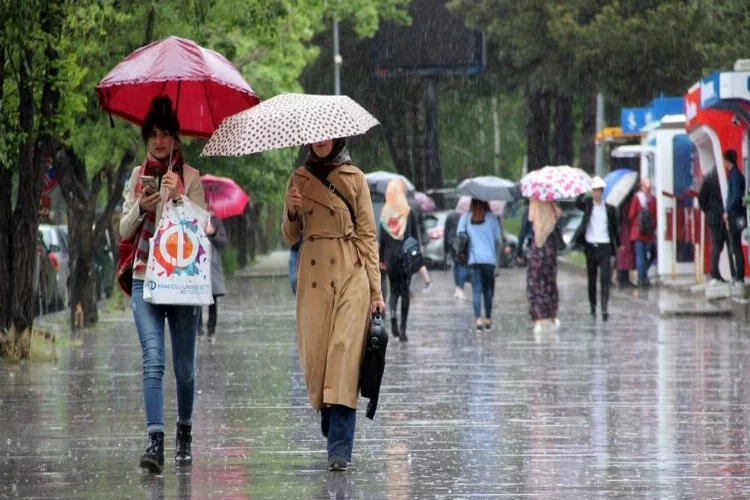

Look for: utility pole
[594,92,605,177]
[333,11,341,95]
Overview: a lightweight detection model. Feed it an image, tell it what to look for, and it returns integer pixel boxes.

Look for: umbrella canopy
[201,93,379,156]
[456,196,505,217]
[96,36,259,138]
[200,174,250,220]
[603,168,639,207]
[520,165,592,201]
[457,176,519,202]
[414,191,437,212]
[366,170,415,195]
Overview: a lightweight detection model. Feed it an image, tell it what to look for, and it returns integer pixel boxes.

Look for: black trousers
[387,267,411,332]
[586,244,612,313]
[728,225,745,281]
[708,223,727,280]
[198,296,219,333]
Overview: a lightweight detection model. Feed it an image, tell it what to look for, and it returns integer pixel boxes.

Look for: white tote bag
[143,197,214,305]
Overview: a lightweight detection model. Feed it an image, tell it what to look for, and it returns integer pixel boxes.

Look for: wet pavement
[3,266,750,499]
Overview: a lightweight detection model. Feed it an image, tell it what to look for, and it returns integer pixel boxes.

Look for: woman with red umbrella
[119,96,206,473]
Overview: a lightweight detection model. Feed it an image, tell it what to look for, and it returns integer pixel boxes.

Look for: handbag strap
[304,165,357,230]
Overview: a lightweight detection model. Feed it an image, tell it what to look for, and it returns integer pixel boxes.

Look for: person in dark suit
[574,177,621,321]
[698,167,727,282]
[723,149,746,282]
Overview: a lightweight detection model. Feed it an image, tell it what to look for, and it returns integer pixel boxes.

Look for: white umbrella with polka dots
[200,93,380,157]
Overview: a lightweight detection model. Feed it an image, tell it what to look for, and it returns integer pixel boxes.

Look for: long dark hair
[470,199,490,224]
[141,96,181,146]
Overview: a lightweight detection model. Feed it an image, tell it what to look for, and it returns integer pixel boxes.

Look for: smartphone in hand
[141,176,158,196]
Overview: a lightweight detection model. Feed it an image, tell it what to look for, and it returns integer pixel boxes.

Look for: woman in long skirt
[526,199,562,334]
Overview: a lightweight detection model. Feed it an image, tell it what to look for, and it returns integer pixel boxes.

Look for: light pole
[333,11,342,95]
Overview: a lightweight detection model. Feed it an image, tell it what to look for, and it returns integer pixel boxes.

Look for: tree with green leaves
[0,0,67,355]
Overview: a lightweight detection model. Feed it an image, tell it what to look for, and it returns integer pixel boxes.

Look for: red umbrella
[201,175,250,220]
[96,36,259,138]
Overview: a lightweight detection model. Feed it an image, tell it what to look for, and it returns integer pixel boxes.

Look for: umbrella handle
[292,174,305,233]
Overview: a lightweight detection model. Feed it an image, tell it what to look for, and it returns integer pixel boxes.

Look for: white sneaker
[533,322,543,335]
[552,318,561,330]
[454,289,466,300]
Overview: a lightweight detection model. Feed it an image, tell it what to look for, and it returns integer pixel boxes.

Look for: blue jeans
[132,279,199,433]
[634,241,649,283]
[289,249,299,295]
[321,405,357,461]
[470,264,495,319]
[453,258,468,289]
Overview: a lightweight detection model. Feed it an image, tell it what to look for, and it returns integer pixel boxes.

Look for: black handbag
[359,310,388,420]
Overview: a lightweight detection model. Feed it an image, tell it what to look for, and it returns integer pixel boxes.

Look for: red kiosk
[684,63,750,279]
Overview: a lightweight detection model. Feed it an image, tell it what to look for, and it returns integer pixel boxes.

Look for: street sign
[41,167,57,195]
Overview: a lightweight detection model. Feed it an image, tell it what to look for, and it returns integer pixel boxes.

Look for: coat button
[311,259,316,266]
[309,236,315,241]
[330,280,335,287]
[330,209,335,216]
[330,258,336,265]
[312,282,317,288]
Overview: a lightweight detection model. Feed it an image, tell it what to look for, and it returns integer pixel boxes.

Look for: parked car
[423,210,451,269]
[560,210,583,251]
[34,232,60,316]
[38,224,68,309]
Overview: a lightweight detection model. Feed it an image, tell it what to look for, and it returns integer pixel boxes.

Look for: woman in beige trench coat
[282,138,385,472]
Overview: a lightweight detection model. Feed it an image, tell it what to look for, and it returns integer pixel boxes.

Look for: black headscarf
[304,138,351,175]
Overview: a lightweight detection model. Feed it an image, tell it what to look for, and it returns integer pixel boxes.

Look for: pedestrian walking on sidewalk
[444,209,468,299]
[198,206,227,342]
[628,179,657,287]
[573,177,620,321]
[119,96,205,473]
[526,199,562,334]
[457,199,501,331]
[282,138,384,472]
[615,193,636,288]
[698,167,727,282]
[723,150,746,283]
[379,179,419,342]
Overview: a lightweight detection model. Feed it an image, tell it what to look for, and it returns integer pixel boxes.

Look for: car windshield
[57,228,69,252]
[40,229,53,250]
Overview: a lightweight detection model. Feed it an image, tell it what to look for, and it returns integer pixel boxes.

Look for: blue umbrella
[603,169,638,207]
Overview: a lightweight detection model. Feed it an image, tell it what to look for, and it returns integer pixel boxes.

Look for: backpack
[401,236,423,276]
[637,201,655,236]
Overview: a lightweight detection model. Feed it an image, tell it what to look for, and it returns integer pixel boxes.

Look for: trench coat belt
[306,234,353,242]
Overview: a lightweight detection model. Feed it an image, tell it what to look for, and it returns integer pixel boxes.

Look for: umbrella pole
[175,81,182,116]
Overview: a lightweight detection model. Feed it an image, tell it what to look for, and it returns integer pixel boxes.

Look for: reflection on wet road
[2,268,750,498]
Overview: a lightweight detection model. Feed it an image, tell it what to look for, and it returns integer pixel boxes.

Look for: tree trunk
[580,89,597,174]
[67,206,97,327]
[492,96,501,176]
[525,91,551,172]
[423,77,443,189]
[0,46,12,331]
[410,79,425,189]
[552,93,574,165]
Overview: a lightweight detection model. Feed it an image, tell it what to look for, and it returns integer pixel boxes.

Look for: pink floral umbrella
[200,174,250,219]
[520,165,592,200]
[455,196,505,217]
[414,191,437,212]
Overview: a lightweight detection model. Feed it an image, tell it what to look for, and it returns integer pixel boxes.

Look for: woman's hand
[139,192,161,213]
[161,171,181,200]
[286,186,303,216]
[371,299,386,315]
[379,262,386,270]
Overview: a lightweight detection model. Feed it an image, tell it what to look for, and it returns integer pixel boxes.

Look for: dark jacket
[208,215,228,296]
[378,210,419,269]
[726,167,746,217]
[573,195,620,256]
[444,210,461,256]
[698,168,724,226]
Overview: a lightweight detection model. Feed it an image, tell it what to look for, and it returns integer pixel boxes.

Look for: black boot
[139,431,165,473]
[175,423,193,466]
[390,318,399,338]
[399,321,408,342]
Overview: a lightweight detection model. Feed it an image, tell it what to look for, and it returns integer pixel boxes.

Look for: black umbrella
[457,176,519,202]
